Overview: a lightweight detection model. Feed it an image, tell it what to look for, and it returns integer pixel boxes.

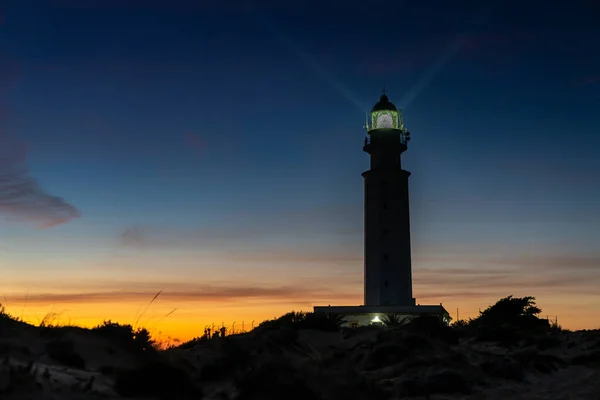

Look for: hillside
[1,297,599,399]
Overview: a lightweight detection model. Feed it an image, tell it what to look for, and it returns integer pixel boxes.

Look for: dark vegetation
[1,296,599,399]
[91,320,157,357]
[256,311,346,332]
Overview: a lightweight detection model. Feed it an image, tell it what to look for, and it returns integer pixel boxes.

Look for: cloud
[2,281,359,305]
[0,58,79,228]
[118,203,361,248]
[120,226,146,247]
[416,253,600,274]
[413,252,600,300]
[225,248,362,265]
[118,224,253,249]
[0,136,80,228]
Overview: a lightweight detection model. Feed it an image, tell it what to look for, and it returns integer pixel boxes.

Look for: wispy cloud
[0,62,79,228]
[416,252,600,274]
[2,281,359,305]
[118,203,361,248]
[118,224,254,249]
[225,247,362,265]
[414,252,600,301]
[0,138,80,228]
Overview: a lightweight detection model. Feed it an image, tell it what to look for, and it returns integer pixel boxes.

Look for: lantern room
[369,93,405,131]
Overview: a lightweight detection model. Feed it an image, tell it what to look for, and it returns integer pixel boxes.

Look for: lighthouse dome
[371,94,398,112]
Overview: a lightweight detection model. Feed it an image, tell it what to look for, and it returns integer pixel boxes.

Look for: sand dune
[1,313,600,399]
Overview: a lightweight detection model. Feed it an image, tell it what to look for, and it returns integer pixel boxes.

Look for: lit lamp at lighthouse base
[313,304,450,328]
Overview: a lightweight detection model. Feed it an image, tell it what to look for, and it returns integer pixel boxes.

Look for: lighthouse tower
[314,91,447,326]
[362,92,415,307]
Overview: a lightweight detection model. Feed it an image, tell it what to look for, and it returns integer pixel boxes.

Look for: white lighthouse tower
[314,92,448,326]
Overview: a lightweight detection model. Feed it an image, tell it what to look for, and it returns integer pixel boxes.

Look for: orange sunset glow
[3,244,599,343]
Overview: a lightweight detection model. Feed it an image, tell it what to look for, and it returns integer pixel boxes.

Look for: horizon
[1,0,600,342]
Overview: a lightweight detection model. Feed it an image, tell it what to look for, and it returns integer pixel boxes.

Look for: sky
[0,0,599,343]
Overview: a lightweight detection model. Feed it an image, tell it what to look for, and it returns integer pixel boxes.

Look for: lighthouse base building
[314,93,449,327]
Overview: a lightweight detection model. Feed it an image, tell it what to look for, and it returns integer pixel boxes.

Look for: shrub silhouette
[469,296,548,329]
[178,336,209,350]
[381,314,408,327]
[404,315,459,344]
[0,305,24,337]
[468,296,550,344]
[258,311,345,332]
[91,320,156,356]
[452,319,468,328]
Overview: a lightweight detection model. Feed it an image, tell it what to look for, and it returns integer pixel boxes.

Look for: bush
[0,305,27,337]
[404,316,459,345]
[381,314,409,327]
[467,296,552,346]
[178,336,209,350]
[114,361,202,399]
[475,324,526,347]
[91,321,156,356]
[257,312,345,333]
[469,296,549,332]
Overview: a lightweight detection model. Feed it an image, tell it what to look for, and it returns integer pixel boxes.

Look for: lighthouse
[362,92,415,307]
[314,92,448,326]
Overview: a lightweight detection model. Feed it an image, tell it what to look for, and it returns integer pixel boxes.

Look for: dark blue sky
[0,0,599,333]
